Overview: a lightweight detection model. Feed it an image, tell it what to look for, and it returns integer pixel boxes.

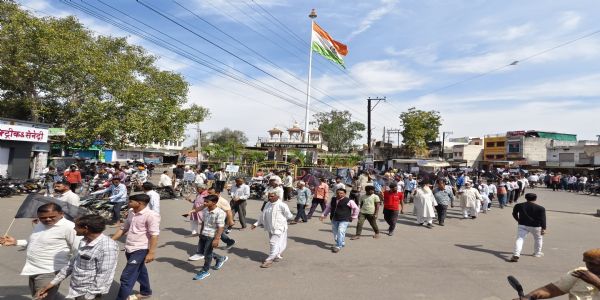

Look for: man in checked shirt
[36,215,119,300]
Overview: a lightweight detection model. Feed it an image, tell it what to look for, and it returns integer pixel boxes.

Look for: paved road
[0,188,598,299]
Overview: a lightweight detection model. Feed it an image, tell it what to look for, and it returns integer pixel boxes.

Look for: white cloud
[384,44,438,65]
[559,11,582,30]
[347,0,399,40]
[474,23,535,42]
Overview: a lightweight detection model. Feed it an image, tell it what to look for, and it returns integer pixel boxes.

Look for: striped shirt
[51,234,119,299]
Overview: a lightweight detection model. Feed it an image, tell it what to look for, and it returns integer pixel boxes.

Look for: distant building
[546,140,599,168]
[449,138,483,168]
[506,130,577,167]
[254,122,328,164]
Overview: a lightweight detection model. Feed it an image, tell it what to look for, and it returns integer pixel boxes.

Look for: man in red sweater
[382,182,404,236]
[63,165,82,193]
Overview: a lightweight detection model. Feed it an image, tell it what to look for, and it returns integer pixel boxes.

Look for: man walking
[252,192,294,268]
[433,179,454,226]
[290,181,311,224]
[64,164,82,193]
[351,185,380,240]
[215,168,227,193]
[192,195,229,280]
[307,177,329,219]
[459,181,482,219]
[92,177,127,227]
[510,193,546,262]
[112,194,160,300]
[36,215,119,300]
[143,182,160,214]
[382,182,403,235]
[320,189,359,253]
[1,203,79,300]
[230,178,250,230]
[404,174,417,203]
[54,181,81,207]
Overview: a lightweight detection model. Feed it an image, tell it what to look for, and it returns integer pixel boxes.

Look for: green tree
[206,128,248,146]
[313,110,365,153]
[0,3,209,149]
[399,107,442,156]
[289,149,307,166]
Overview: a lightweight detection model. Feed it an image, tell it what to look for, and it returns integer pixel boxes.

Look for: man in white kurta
[252,192,293,268]
[460,181,483,219]
[413,184,437,228]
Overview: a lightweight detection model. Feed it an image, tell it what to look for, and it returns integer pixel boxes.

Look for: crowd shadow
[163,227,192,236]
[288,235,330,250]
[155,257,198,274]
[226,247,265,262]
[158,240,197,255]
[546,209,596,216]
[455,244,512,262]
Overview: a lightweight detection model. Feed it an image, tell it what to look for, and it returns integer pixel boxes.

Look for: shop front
[0,118,50,179]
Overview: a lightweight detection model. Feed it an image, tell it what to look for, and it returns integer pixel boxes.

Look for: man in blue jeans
[320,189,359,253]
[193,194,229,280]
[112,194,160,300]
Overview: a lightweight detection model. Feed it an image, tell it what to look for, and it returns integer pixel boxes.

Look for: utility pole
[441,131,453,160]
[196,123,202,163]
[367,97,386,154]
[387,128,402,147]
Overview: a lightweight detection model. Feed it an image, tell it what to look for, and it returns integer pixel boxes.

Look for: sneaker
[510,256,519,262]
[224,241,235,250]
[426,223,433,228]
[213,256,228,270]
[188,254,204,261]
[533,253,544,258]
[274,255,283,262]
[331,246,340,253]
[388,231,394,236]
[192,270,210,280]
[225,228,232,234]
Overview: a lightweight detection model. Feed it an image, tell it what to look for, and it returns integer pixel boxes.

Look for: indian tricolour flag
[311,22,348,68]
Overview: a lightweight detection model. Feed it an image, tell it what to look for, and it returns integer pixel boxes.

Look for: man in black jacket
[510,193,546,262]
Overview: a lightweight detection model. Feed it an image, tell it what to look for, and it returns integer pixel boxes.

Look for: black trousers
[435,204,447,225]
[283,187,292,201]
[383,209,399,233]
[111,202,124,222]
[295,203,307,222]
[307,198,326,218]
[69,183,78,193]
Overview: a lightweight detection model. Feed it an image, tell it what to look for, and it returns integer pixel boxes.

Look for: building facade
[0,118,50,179]
[506,131,577,167]
[546,140,598,168]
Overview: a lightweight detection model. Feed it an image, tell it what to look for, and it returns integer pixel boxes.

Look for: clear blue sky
[19,0,600,145]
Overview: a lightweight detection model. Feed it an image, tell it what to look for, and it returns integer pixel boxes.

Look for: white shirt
[194,174,205,185]
[146,190,160,214]
[488,184,497,195]
[159,173,172,187]
[283,175,293,188]
[230,184,250,200]
[54,190,80,206]
[17,218,80,276]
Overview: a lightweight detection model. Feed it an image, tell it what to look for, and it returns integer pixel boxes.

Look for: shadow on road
[546,209,596,216]
[155,257,199,274]
[226,247,266,262]
[288,235,330,250]
[163,227,192,236]
[158,240,197,255]
[455,244,512,262]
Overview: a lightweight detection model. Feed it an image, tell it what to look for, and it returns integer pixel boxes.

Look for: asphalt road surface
[0,188,598,299]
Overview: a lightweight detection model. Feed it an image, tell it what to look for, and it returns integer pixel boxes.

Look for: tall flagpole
[304,9,317,143]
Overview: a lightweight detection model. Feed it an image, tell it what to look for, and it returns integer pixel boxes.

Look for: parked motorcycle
[249,177,267,199]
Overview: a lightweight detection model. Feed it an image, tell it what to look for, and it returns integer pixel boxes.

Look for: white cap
[269,175,282,184]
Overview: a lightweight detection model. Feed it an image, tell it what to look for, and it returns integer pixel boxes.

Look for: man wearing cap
[510,193,546,262]
[459,181,482,219]
[516,248,600,299]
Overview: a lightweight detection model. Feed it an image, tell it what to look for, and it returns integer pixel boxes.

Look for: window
[486,142,495,147]
[485,155,494,160]
[508,143,520,153]
[495,154,505,159]
[496,141,505,147]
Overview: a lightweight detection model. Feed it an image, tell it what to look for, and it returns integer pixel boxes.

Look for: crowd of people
[1,164,599,299]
